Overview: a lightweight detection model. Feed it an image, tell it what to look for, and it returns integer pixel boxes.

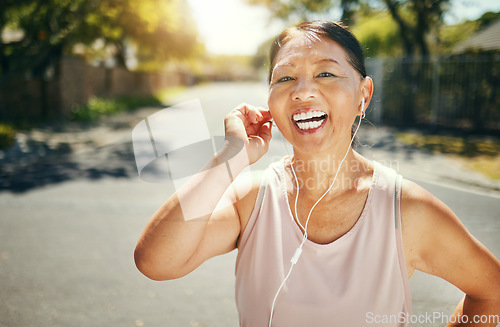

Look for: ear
[359,76,373,116]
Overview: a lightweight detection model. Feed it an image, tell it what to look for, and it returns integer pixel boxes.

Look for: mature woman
[134,21,500,326]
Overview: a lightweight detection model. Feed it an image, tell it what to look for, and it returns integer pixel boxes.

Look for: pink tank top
[235,159,412,326]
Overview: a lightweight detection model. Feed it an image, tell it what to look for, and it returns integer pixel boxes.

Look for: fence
[0,57,192,123]
[366,53,500,134]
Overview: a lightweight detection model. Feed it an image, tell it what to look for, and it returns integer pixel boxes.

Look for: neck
[288,147,363,198]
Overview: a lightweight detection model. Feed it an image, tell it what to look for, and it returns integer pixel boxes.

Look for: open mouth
[292,110,328,131]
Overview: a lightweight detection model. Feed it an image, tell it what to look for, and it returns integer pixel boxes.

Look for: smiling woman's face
[268,32,367,155]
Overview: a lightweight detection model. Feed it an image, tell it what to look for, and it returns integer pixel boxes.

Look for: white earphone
[360,97,366,119]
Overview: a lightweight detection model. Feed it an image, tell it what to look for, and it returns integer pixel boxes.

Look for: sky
[186,0,500,56]
[186,0,284,55]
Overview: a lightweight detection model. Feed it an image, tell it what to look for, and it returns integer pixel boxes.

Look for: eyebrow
[315,58,340,65]
[274,58,340,70]
[273,62,295,69]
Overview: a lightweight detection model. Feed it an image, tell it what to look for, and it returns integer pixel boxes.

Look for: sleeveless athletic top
[235,159,412,327]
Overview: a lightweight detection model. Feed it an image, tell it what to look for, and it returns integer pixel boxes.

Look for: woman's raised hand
[224,103,273,165]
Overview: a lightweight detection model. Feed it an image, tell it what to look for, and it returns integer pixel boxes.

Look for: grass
[155,86,186,104]
[0,123,16,150]
[70,86,187,122]
[466,156,500,180]
[70,95,162,122]
[1,86,188,150]
[397,131,500,180]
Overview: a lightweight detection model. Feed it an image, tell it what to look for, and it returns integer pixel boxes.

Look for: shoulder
[400,179,500,299]
[231,166,277,235]
[399,179,459,240]
[399,179,458,271]
[400,179,444,216]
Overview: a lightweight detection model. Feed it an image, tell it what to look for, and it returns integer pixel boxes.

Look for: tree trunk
[383,0,414,56]
[340,0,355,26]
[414,3,430,57]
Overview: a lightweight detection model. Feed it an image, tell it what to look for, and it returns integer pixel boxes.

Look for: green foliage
[380,0,450,56]
[1,0,88,76]
[397,132,500,180]
[476,11,500,28]
[117,0,200,70]
[70,95,162,122]
[155,86,187,104]
[0,0,199,77]
[438,11,500,53]
[253,36,276,74]
[439,20,479,52]
[0,123,17,150]
[397,132,500,157]
[70,98,124,122]
[191,54,257,82]
[351,11,402,57]
[248,0,450,57]
[246,0,337,21]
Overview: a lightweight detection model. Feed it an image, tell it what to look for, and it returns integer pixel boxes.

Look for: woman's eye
[276,76,294,83]
[317,72,335,78]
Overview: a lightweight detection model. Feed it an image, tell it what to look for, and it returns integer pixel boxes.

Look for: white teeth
[313,111,325,118]
[297,119,324,130]
[293,110,326,122]
[292,110,327,130]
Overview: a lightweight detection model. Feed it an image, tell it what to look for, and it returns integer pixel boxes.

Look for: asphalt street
[0,82,499,327]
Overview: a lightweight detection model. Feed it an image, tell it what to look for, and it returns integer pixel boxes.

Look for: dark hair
[268,21,366,83]
[268,21,366,146]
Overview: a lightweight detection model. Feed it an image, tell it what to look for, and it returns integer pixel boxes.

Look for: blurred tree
[438,11,499,53]
[0,0,199,78]
[382,0,449,57]
[353,10,500,56]
[438,20,479,52]
[475,11,500,28]
[340,0,359,25]
[246,0,331,20]
[253,36,274,74]
[351,10,402,57]
[246,0,360,24]
[248,0,449,57]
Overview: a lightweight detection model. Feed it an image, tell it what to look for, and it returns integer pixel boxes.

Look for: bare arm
[402,180,500,326]
[134,104,272,281]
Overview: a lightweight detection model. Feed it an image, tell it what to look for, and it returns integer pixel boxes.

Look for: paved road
[0,82,498,327]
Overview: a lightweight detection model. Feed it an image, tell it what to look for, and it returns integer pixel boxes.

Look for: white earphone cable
[268,100,365,327]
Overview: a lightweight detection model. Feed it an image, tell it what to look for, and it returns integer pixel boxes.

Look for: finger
[258,121,273,144]
[239,104,270,124]
[229,110,261,141]
[232,105,271,138]
[259,109,272,122]
[249,107,271,126]
[232,109,253,130]
[235,104,258,126]
[247,106,261,124]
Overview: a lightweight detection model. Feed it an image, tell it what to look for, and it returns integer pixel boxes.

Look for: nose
[292,78,317,101]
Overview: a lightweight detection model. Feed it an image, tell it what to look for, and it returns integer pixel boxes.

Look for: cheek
[325,84,358,113]
[267,89,283,118]
[268,91,292,134]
